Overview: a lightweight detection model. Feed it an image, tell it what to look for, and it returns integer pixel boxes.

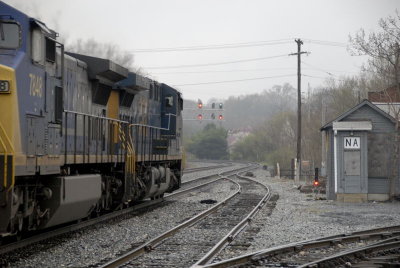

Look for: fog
[3,0,399,101]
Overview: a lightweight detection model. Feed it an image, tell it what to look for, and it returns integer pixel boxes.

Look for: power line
[302,61,359,77]
[173,74,296,86]
[129,39,294,52]
[152,67,296,75]
[144,54,289,69]
[302,61,335,76]
[303,74,346,82]
[303,39,348,48]
[130,38,348,53]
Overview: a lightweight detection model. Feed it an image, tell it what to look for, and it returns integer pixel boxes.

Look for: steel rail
[181,164,254,186]
[98,175,242,268]
[200,226,400,268]
[298,236,400,268]
[166,177,227,199]
[0,164,252,255]
[192,172,272,267]
[184,164,232,174]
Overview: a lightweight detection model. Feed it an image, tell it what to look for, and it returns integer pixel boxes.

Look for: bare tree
[349,10,400,104]
[349,10,400,199]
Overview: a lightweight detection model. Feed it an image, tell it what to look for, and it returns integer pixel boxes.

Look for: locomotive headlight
[0,80,10,93]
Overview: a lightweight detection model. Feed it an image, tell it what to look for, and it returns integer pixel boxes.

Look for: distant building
[227,127,252,152]
[368,85,400,118]
[321,99,399,202]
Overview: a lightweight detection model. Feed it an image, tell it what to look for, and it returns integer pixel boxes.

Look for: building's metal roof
[320,99,396,131]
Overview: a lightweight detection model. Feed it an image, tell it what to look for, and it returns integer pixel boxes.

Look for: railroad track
[178,164,252,193]
[184,163,233,174]
[199,225,400,268]
[0,162,249,257]
[97,167,271,268]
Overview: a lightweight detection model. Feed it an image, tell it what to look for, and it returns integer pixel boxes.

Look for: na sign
[344,137,360,149]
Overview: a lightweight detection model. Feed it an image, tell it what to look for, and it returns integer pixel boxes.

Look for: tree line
[184,11,400,166]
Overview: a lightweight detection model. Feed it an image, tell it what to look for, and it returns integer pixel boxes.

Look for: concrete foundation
[336,193,389,202]
[368,194,389,202]
[337,193,367,203]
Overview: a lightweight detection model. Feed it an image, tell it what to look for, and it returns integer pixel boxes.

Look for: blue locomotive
[0,1,183,236]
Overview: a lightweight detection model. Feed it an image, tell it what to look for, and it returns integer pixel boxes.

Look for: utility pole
[290,39,308,184]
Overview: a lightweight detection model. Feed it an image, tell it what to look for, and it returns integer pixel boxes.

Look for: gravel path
[0,164,244,268]
[219,168,400,260]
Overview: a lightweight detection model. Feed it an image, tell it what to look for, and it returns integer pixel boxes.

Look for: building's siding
[343,106,395,133]
[325,131,336,200]
[368,177,390,193]
[322,101,398,200]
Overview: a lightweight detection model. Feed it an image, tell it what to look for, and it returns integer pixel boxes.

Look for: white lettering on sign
[344,137,360,149]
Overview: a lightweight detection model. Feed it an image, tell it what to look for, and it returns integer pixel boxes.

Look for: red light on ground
[197,114,203,120]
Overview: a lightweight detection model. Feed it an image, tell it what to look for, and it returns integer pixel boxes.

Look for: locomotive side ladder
[118,123,136,201]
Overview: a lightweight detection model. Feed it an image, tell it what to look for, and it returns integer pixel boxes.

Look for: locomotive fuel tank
[39,174,102,228]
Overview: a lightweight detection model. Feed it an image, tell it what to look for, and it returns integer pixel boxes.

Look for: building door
[343,150,361,193]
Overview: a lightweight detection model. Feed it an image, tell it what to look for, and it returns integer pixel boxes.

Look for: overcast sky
[3,0,399,101]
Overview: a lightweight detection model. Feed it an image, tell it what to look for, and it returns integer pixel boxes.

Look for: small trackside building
[321,99,399,202]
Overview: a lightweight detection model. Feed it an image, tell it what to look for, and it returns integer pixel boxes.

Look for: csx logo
[29,73,43,97]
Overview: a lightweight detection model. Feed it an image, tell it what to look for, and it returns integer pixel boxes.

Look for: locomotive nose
[0,64,16,192]
[0,64,17,234]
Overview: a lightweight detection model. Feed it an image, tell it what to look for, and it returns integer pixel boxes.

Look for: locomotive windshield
[0,20,21,49]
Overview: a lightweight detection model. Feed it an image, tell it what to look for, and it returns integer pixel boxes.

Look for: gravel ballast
[220,168,400,259]
[0,163,244,268]
[3,163,399,267]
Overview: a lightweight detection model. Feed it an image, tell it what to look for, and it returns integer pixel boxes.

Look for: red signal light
[218,115,223,120]
[313,180,319,187]
[198,103,203,109]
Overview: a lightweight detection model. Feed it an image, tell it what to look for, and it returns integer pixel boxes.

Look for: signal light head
[219,103,223,109]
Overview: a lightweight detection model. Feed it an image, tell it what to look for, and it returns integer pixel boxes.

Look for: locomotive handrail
[64,110,177,131]
[129,113,177,131]
[64,109,130,124]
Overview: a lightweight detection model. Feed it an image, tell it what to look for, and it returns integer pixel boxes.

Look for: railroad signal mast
[194,101,224,122]
[313,168,319,187]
